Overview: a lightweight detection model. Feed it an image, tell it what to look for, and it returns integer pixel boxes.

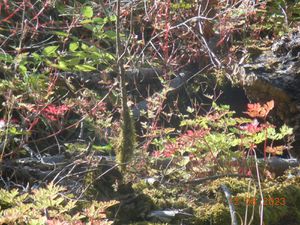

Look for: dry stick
[116,0,127,103]
[120,2,134,62]
[244,179,256,225]
[221,184,237,225]
[197,3,221,68]
[244,180,251,225]
[246,180,256,225]
[253,150,264,225]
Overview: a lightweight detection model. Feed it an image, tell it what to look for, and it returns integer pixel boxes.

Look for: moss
[262,177,300,224]
[130,175,300,225]
[194,203,231,225]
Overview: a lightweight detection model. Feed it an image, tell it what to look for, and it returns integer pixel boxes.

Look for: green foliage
[148,102,292,181]
[0,183,118,224]
[43,46,60,57]
[0,0,118,162]
[0,1,299,224]
[81,6,94,18]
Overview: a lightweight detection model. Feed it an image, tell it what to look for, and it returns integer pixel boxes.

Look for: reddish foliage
[265,145,286,155]
[244,100,274,118]
[152,128,209,158]
[161,144,178,157]
[152,150,162,158]
[239,119,262,133]
[21,103,70,121]
[238,168,252,177]
[90,102,107,118]
[41,104,69,121]
[180,129,210,143]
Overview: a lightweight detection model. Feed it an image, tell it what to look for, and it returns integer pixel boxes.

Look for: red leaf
[244,100,274,118]
[42,104,69,121]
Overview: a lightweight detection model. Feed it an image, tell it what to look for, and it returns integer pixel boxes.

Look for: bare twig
[253,150,264,225]
[221,184,237,225]
[137,15,214,60]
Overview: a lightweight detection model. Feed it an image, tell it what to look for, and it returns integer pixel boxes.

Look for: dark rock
[236,31,300,156]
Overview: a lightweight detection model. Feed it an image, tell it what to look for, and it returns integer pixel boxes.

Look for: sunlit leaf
[32,53,42,61]
[69,42,79,52]
[81,6,93,18]
[19,65,27,75]
[265,146,285,155]
[81,19,93,24]
[75,64,96,72]
[52,31,69,37]
[66,58,80,66]
[58,61,68,70]
[81,43,89,50]
[93,144,113,152]
[43,46,59,57]
[244,100,274,118]
[93,17,105,24]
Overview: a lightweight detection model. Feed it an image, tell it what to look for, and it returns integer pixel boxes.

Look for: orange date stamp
[229,196,286,206]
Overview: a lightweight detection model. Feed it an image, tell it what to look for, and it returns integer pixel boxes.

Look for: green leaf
[104,30,116,40]
[43,46,59,57]
[69,42,79,52]
[93,144,113,152]
[280,124,293,135]
[93,17,105,24]
[66,58,80,66]
[48,61,69,71]
[102,52,115,61]
[75,64,96,72]
[0,53,13,62]
[81,6,93,18]
[32,53,42,61]
[81,43,89,50]
[108,15,117,22]
[81,19,93,25]
[19,65,27,75]
[58,61,68,70]
[73,51,88,59]
[52,31,69,37]
[186,106,194,114]
[9,127,23,135]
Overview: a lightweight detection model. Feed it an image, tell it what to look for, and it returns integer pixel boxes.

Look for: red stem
[264,128,267,160]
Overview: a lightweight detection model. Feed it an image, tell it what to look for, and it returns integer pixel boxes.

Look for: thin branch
[221,184,238,225]
[137,15,214,60]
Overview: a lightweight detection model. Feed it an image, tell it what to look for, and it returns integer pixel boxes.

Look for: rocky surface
[236,31,300,155]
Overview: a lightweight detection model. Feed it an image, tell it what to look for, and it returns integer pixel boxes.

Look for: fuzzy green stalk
[115,0,135,172]
[117,109,136,172]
